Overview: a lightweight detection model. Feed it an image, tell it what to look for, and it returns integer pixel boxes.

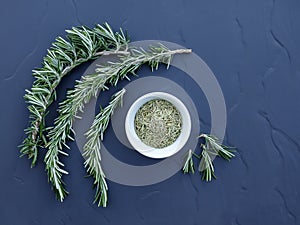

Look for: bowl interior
[125,92,191,159]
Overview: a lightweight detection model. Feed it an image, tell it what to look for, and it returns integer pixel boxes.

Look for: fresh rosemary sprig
[182,134,235,181]
[20,23,129,167]
[45,44,192,202]
[83,88,126,207]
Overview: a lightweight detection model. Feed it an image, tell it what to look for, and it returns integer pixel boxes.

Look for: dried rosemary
[134,99,182,148]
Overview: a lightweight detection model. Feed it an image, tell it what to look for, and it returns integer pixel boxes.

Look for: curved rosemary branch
[20,23,129,167]
[45,44,191,202]
[83,88,126,207]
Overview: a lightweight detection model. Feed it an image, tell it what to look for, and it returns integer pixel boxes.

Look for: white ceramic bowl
[125,92,191,159]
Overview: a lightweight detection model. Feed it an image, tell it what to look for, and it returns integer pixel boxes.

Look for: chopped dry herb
[134,99,182,148]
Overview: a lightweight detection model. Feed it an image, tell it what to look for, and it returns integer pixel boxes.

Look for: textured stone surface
[0,0,300,224]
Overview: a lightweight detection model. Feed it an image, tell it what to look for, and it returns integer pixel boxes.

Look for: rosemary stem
[147,48,191,61]
[168,49,192,54]
[94,50,130,56]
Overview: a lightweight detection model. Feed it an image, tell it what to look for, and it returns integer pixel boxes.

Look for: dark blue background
[1,0,300,224]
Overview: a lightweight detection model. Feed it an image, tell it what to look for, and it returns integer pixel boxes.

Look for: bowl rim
[125,92,191,159]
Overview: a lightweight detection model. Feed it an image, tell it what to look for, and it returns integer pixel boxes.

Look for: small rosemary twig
[182,134,235,182]
[199,134,235,161]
